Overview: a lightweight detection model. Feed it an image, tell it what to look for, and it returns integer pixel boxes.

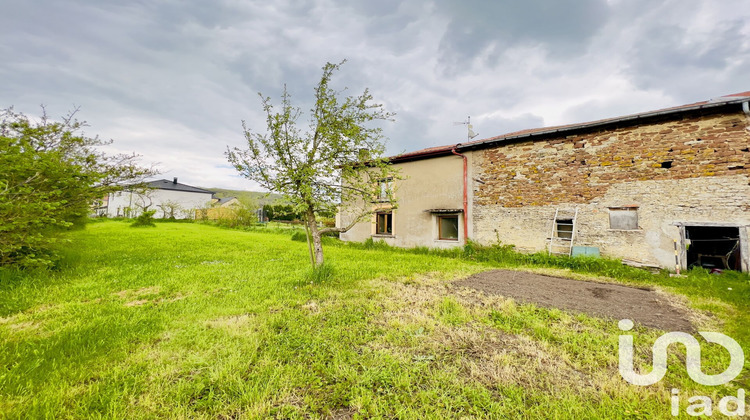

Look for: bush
[0,107,153,268]
[131,210,156,227]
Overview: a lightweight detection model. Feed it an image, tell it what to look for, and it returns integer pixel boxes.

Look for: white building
[102,178,214,219]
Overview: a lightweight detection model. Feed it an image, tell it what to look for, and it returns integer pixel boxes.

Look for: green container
[571,246,601,257]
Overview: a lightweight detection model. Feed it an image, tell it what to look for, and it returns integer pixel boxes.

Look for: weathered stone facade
[472,110,750,270]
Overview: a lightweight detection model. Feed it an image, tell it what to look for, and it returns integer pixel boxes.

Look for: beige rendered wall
[340,154,468,248]
[472,110,750,271]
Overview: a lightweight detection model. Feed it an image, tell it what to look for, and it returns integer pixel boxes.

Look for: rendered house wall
[106,189,214,218]
[339,154,468,248]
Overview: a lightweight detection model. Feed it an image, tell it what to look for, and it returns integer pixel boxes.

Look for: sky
[2,0,749,191]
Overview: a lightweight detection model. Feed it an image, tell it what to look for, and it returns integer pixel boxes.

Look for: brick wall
[472,110,750,269]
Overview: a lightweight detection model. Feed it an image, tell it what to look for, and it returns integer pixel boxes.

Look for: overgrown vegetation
[0,107,152,267]
[1,221,748,418]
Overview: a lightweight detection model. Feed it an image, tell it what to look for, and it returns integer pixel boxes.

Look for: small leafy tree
[227,61,399,266]
[0,107,154,267]
[132,188,155,216]
[157,200,182,219]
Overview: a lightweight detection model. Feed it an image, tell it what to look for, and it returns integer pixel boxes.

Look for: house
[339,92,750,272]
[212,196,241,207]
[104,178,214,219]
[196,196,245,220]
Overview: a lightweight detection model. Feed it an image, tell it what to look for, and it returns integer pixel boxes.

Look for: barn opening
[685,226,741,271]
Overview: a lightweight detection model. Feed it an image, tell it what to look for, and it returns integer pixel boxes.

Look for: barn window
[609,207,639,230]
[555,219,574,240]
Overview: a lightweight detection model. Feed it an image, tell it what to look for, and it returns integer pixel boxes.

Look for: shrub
[131,210,156,227]
[0,107,153,268]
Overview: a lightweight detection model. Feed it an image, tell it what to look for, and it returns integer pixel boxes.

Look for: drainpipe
[451,145,469,244]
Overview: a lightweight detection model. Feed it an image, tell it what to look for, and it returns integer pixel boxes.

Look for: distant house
[103,178,214,219]
[212,196,241,207]
[339,91,750,272]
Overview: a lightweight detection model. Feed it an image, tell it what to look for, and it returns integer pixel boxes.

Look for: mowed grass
[0,221,748,419]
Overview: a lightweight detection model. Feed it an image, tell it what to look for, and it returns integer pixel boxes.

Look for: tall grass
[1,221,748,418]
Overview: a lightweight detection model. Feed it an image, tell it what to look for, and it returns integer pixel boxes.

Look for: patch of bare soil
[455,270,693,332]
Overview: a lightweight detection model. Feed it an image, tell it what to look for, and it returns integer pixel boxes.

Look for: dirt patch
[455,270,693,332]
[113,286,161,299]
[204,314,255,331]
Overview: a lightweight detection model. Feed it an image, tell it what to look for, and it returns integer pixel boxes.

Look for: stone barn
[339,92,750,272]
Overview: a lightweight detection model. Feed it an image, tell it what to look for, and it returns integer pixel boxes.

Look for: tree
[227,61,399,266]
[157,200,182,219]
[0,107,154,267]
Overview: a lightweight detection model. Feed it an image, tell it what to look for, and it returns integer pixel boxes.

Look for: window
[555,219,574,240]
[438,215,459,240]
[376,212,392,235]
[609,207,638,230]
[377,178,393,201]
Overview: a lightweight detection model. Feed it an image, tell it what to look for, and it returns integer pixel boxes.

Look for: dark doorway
[685,226,741,270]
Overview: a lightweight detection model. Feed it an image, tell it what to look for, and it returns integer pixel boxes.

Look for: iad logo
[617,319,744,386]
[618,319,746,417]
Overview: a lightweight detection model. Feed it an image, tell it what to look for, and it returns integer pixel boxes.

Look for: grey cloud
[3,0,748,191]
[624,20,749,101]
[479,113,545,138]
[433,0,610,72]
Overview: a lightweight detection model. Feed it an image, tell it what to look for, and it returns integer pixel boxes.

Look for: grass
[0,220,748,418]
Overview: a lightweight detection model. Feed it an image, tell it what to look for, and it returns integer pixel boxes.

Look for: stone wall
[472,110,750,270]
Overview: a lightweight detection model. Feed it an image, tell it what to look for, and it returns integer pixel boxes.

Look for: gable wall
[339,154,466,248]
[472,110,750,269]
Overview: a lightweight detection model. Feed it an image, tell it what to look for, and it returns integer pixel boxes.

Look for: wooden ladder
[548,208,578,256]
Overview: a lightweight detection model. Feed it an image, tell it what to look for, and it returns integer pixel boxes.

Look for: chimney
[173,177,178,184]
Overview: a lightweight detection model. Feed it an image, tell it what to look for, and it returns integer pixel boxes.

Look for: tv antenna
[453,116,479,141]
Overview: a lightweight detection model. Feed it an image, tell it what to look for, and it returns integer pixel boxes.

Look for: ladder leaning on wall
[548,208,579,256]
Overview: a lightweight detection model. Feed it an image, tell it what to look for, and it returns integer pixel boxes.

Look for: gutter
[387,147,455,164]
[451,145,469,244]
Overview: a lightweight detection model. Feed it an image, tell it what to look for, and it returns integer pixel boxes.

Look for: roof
[146,179,214,194]
[216,197,237,205]
[388,91,750,163]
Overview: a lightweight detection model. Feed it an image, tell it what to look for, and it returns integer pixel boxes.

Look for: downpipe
[451,145,469,244]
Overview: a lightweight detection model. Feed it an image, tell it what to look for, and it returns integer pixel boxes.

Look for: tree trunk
[303,220,314,266]
[306,209,325,266]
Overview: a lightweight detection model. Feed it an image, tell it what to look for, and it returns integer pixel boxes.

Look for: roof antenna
[453,116,479,141]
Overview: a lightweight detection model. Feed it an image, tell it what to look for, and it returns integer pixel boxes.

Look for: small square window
[376,212,392,235]
[438,215,459,240]
[609,207,638,230]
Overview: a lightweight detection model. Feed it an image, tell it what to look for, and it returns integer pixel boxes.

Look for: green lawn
[1,221,748,419]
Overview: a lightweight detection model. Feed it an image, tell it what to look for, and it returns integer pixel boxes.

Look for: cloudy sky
[2,0,749,190]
